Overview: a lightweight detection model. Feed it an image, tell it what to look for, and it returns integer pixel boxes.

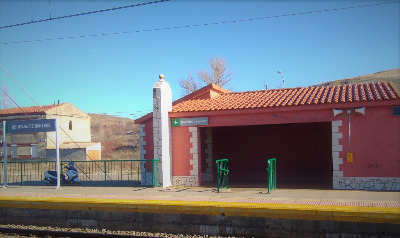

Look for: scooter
[42,162,81,185]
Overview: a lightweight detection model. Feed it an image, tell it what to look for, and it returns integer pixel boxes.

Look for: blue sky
[0,0,399,119]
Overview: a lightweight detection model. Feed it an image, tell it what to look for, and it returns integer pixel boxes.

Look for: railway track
[0,225,217,238]
[0,227,147,238]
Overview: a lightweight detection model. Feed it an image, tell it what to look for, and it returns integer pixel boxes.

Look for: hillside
[90,113,139,160]
[317,68,400,90]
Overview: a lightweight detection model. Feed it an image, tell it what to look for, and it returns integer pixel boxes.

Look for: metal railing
[216,159,229,192]
[267,158,277,193]
[151,159,161,187]
[0,159,160,187]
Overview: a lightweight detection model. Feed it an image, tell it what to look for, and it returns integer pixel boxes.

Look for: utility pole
[278,70,285,88]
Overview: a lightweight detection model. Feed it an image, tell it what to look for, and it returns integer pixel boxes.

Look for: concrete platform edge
[1,195,399,225]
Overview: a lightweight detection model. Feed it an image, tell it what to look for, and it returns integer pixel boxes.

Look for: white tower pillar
[153,74,172,187]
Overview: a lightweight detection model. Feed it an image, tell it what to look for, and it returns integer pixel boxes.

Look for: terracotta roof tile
[377,82,389,100]
[383,82,396,99]
[319,87,329,104]
[172,82,400,113]
[353,85,359,101]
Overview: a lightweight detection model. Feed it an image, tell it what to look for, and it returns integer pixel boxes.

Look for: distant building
[0,102,101,161]
[137,77,400,191]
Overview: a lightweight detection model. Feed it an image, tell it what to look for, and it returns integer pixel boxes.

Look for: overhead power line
[0,0,169,29]
[2,1,398,45]
[0,65,40,106]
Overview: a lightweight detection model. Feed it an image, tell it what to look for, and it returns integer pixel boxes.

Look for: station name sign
[172,117,208,127]
[6,119,56,134]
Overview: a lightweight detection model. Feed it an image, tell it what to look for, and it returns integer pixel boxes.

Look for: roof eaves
[0,105,55,116]
[0,102,82,117]
[134,112,153,124]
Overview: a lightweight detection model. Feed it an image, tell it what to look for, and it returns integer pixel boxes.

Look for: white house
[0,102,101,161]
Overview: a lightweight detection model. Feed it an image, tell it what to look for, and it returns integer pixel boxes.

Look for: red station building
[136,78,400,191]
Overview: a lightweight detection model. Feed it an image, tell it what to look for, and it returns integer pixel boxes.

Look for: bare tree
[178,73,199,96]
[178,56,234,96]
[198,56,233,86]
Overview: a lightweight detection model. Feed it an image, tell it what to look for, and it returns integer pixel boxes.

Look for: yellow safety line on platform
[0,196,399,225]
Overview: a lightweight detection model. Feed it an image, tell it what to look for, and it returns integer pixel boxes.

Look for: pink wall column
[171,126,200,186]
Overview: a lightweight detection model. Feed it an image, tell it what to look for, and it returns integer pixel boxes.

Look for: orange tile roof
[173,83,231,105]
[172,82,400,113]
[0,103,67,116]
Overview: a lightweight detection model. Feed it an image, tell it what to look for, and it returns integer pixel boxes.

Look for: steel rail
[0,227,149,238]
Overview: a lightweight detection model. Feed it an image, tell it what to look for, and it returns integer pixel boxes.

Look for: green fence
[267,158,277,193]
[216,159,229,192]
[151,159,161,187]
[0,159,160,187]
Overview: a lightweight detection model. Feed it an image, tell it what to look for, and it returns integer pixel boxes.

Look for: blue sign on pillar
[3,119,60,189]
[6,119,56,134]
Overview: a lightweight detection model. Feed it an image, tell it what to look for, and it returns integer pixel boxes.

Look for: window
[69,121,73,130]
[10,145,17,159]
[31,144,38,158]
[393,106,400,116]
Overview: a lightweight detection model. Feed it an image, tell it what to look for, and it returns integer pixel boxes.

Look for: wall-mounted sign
[347,152,353,163]
[172,117,208,127]
[6,119,56,134]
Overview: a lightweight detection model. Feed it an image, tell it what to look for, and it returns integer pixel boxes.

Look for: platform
[1,186,399,237]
